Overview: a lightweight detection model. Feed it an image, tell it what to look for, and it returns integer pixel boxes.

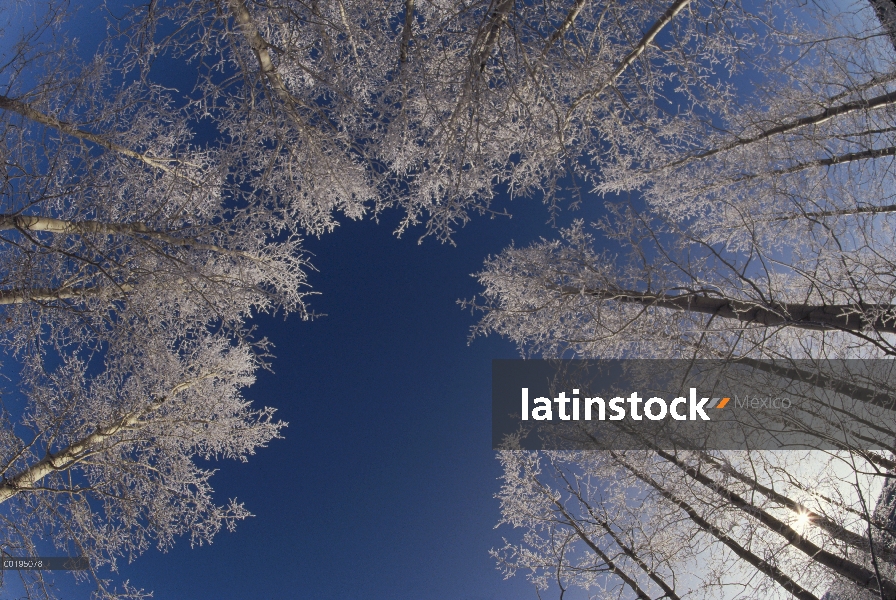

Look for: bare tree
[495,447,895,599]
[0,13,303,599]
[592,1,896,306]
[471,2,896,586]
[468,212,896,362]
[0,327,284,600]
[0,40,310,353]
[107,0,784,241]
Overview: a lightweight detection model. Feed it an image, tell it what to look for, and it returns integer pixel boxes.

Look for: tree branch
[335,0,360,66]
[0,94,198,183]
[0,373,216,504]
[474,0,515,73]
[664,90,896,170]
[718,145,896,188]
[227,0,304,117]
[568,0,692,115]
[767,202,896,222]
[543,0,589,54]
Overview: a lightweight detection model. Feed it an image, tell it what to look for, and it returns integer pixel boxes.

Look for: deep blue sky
[102,200,600,600]
[0,3,611,597]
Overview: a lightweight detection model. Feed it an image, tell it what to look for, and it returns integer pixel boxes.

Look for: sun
[794,510,812,533]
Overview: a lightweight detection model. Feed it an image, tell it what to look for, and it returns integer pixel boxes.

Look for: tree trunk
[0,284,133,305]
[870,0,896,52]
[474,0,515,72]
[556,286,896,334]
[0,214,263,262]
[400,0,415,63]
[0,375,212,503]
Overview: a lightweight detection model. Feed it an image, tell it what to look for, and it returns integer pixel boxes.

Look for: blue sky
[97,198,599,599]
